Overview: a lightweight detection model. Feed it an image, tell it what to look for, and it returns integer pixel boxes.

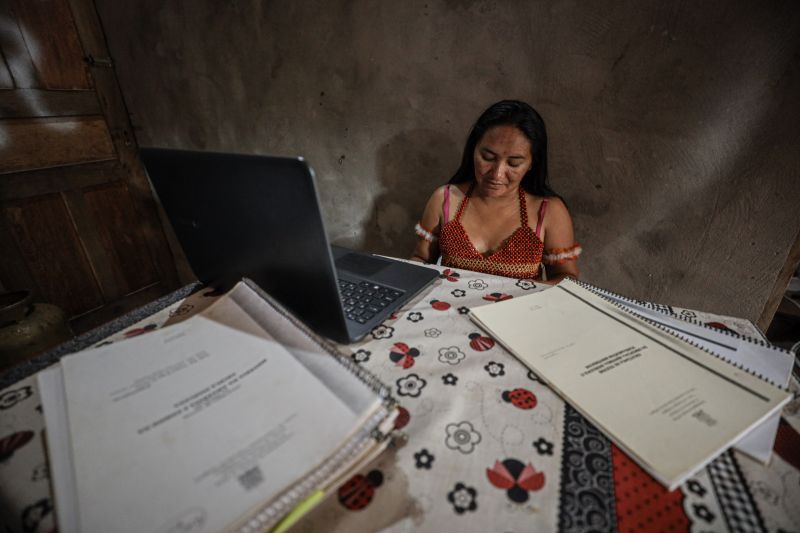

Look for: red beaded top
[439,183,546,279]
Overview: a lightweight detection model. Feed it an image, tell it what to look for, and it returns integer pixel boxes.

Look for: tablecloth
[1,265,798,533]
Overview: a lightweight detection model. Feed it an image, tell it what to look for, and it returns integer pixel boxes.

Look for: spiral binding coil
[243,279,397,410]
[569,279,792,390]
[237,407,390,533]
[573,279,787,351]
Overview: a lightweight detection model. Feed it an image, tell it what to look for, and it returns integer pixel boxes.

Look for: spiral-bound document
[39,280,398,533]
[581,281,794,463]
[470,279,792,491]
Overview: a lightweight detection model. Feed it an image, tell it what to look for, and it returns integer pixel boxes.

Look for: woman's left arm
[540,197,581,283]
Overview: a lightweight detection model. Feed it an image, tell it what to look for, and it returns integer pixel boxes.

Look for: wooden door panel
[0,53,12,88]
[0,116,115,173]
[0,2,42,88]
[0,0,180,337]
[64,0,182,295]
[0,88,100,118]
[0,160,118,201]
[9,0,90,90]
[2,194,104,315]
[84,181,161,293]
[59,185,126,302]
[0,214,36,292]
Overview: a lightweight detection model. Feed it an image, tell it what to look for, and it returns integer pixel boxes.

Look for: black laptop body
[141,148,438,343]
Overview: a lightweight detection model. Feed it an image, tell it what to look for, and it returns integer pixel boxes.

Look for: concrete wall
[95,0,800,326]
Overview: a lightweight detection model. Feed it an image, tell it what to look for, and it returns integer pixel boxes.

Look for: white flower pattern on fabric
[445,421,482,454]
[0,386,33,409]
[468,279,488,290]
[438,346,466,365]
[447,483,478,514]
[424,328,442,338]
[407,311,424,323]
[396,374,427,398]
[515,279,536,290]
[484,361,505,377]
[352,349,371,364]
[442,373,458,386]
[371,324,395,340]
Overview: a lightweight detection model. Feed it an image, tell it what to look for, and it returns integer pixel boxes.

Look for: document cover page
[59,314,358,533]
[470,280,791,489]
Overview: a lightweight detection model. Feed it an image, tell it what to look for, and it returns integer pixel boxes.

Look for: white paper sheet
[56,315,358,533]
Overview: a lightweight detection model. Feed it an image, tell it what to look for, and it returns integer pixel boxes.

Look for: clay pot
[0,290,72,368]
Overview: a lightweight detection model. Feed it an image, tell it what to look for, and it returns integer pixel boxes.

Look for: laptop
[140,148,439,343]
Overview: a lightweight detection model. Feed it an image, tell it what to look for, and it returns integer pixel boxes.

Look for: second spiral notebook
[469,279,791,491]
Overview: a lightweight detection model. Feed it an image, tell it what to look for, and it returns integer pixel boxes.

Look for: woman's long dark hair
[449,100,558,197]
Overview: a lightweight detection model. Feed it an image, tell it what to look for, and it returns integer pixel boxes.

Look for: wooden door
[0,0,179,333]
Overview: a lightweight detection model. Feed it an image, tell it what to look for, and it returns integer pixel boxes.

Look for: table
[1,264,798,533]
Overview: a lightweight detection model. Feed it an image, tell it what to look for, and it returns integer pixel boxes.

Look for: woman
[411,100,581,282]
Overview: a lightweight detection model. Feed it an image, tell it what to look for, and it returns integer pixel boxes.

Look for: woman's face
[473,125,533,198]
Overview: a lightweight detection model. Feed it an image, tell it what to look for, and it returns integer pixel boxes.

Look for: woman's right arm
[411,186,446,263]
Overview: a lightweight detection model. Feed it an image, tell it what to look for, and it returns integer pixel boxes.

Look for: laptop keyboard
[338,280,403,324]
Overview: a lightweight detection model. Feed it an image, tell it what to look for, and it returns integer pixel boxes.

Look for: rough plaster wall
[95,0,800,324]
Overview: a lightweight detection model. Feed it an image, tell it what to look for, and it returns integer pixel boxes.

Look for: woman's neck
[471,183,521,209]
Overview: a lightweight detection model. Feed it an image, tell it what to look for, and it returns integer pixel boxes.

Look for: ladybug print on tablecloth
[389,342,420,369]
[430,299,451,311]
[338,470,384,511]
[705,321,738,334]
[0,430,35,461]
[440,269,461,282]
[486,459,545,503]
[468,332,495,351]
[124,323,158,338]
[393,406,411,430]
[483,292,513,303]
[502,388,537,410]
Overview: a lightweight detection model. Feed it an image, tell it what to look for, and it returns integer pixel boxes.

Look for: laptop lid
[141,148,351,341]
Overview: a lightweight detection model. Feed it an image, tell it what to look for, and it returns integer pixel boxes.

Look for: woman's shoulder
[421,183,469,226]
[420,183,459,225]
[523,193,572,237]
[523,192,568,216]
[450,182,471,195]
[427,182,468,206]
[543,195,568,215]
[432,182,469,196]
